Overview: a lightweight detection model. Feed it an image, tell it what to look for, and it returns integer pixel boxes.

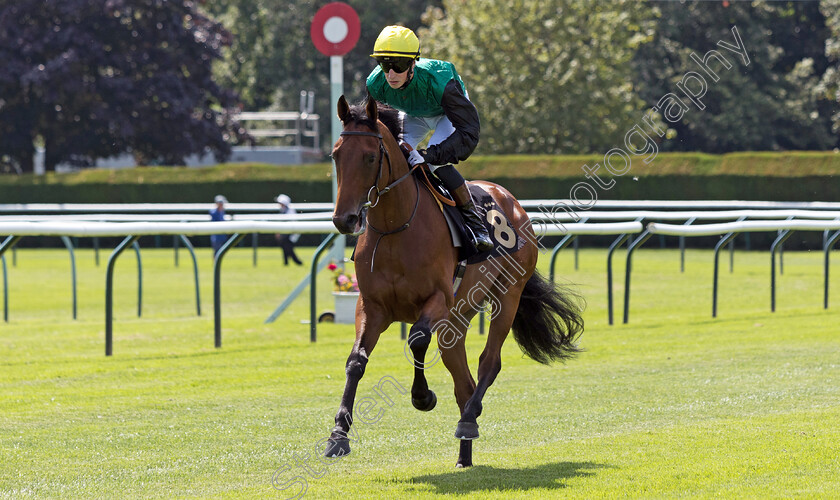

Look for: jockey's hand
[407,149,425,167]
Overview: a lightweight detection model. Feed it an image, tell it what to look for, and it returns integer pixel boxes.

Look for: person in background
[275,193,302,266]
[209,194,229,255]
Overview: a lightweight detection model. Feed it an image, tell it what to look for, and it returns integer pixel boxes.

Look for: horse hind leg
[437,313,478,467]
[455,284,522,441]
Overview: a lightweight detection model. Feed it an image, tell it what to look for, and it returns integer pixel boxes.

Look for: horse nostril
[345,214,358,230]
[333,213,358,234]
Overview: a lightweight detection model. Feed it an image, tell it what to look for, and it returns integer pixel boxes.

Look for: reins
[418,165,457,207]
[339,129,422,271]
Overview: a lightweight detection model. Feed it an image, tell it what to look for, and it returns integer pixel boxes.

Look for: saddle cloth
[418,169,527,265]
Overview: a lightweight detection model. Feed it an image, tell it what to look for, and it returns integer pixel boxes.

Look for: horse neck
[366,129,419,231]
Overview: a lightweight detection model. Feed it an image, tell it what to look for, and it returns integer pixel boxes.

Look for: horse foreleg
[408,319,437,411]
[324,302,388,458]
[407,291,449,412]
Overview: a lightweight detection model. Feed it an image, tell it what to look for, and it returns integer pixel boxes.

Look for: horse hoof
[411,390,437,412]
[455,421,479,440]
[455,460,473,468]
[324,438,351,458]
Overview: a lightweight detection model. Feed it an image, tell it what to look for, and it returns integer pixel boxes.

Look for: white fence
[8,198,840,213]
[2,200,839,355]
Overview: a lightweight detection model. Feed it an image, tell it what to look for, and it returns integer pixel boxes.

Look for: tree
[0,0,245,173]
[419,0,656,155]
[818,0,840,137]
[205,0,442,149]
[632,1,838,153]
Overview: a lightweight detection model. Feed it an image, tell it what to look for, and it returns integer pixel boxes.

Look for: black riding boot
[435,165,494,253]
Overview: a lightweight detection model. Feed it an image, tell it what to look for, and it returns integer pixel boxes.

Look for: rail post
[309,233,339,342]
[105,235,140,356]
[679,217,696,273]
[179,235,202,316]
[60,236,78,320]
[606,233,631,326]
[0,236,22,322]
[770,229,793,312]
[252,233,259,267]
[549,234,577,284]
[712,232,739,317]
[823,229,840,309]
[214,233,247,348]
[132,241,142,317]
[623,228,652,324]
[174,234,180,267]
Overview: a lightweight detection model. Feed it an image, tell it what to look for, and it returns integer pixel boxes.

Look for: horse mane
[346,98,403,142]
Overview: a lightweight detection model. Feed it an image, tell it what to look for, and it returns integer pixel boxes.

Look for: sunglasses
[378,58,413,74]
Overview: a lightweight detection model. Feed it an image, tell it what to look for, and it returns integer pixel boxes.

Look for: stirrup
[466,225,493,252]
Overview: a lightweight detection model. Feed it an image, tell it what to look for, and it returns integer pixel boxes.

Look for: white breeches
[400,113,455,172]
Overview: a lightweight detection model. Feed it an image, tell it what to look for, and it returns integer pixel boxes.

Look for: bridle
[338,130,419,212]
[338,129,422,271]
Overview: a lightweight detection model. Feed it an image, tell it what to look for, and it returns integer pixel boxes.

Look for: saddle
[411,164,526,265]
[350,151,527,295]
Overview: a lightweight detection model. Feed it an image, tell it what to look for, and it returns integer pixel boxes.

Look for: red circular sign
[310,3,360,56]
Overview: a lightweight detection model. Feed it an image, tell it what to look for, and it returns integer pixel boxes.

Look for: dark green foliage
[818,0,840,134]
[3,0,840,172]
[0,0,245,173]
[421,0,657,155]
[633,1,839,152]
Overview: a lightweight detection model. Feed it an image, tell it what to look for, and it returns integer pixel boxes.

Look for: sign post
[330,55,342,204]
[311,2,360,261]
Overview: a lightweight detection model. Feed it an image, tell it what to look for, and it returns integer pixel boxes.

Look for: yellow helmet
[371,25,420,59]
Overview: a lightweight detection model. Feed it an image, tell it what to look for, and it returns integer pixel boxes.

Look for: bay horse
[325,96,584,467]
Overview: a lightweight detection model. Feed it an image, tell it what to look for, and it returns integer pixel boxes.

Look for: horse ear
[337,95,349,123]
[366,97,378,122]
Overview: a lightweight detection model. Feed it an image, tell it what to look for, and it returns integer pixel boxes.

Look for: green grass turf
[1,245,838,499]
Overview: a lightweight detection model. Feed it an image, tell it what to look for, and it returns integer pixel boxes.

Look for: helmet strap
[399,63,416,90]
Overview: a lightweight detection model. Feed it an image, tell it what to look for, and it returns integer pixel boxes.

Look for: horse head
[331,96,385,236]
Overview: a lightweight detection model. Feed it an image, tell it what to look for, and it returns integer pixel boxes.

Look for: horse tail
[511,270,584,364]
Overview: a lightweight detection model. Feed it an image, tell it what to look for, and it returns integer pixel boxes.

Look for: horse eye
[365,153,376,164]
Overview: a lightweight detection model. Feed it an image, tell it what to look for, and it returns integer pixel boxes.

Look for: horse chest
[362,271,446,319]
[366,273,435,300]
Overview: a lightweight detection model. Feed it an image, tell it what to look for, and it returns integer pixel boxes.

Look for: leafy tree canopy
[818,0,840,135]
[420,0,657,155]
[0,0,244,172]
[633,0,838,153]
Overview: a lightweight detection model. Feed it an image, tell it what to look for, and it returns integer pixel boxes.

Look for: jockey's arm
[422,80,480,166]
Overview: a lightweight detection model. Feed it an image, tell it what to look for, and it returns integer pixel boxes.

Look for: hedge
[1,151,839,204]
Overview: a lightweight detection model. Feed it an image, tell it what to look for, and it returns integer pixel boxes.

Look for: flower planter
[332,291,359,324]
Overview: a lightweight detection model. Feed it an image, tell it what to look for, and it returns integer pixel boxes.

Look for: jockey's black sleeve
[422,79,480,166]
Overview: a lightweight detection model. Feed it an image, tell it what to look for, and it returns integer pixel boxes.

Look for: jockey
[366,25,494,253]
